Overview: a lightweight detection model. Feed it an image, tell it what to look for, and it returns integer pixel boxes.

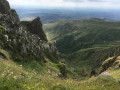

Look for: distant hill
[44,18,120,53]
[15,8,120,23]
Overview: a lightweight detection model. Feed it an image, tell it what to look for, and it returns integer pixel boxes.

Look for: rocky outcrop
[0,0,20,28]
[97,56,120,74]
[58,61,67,77]
[9,9,20,25]
[0,0,58,62]
[99,56,117,74]
[0,0,10,14]
[28,17,47,41]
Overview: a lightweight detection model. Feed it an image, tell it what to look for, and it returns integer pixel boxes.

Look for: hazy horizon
[6,0,120,23]
[13,7,120,23]
[7,0,120,9]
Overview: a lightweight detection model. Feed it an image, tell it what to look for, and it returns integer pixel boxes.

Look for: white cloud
[7,0,120,8]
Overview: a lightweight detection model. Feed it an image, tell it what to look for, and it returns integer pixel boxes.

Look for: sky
[7,0,120,8]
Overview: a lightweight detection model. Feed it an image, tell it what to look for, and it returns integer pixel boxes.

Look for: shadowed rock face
[28,17,48,41]
[9,9,20,25]
[0,0,10,14]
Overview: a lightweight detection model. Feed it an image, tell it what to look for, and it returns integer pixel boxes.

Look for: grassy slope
[0,48,60,89]
[0,49,120,90]
[1,18,120,89]
[44,18,120,75]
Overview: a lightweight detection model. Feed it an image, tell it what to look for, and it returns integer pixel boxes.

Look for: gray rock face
[96,72,117,83]
[97,72,112,77]
[0,0,10,14]
[28,17,48,41]
[96,72,113,80]
[9,9,20,25]
[0,0,58,61]
[0,0,20,27]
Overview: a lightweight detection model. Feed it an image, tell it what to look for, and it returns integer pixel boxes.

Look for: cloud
[64,0,120,3]
[8,0,63,7]
[64,0,84,2]
[7,0,120,8]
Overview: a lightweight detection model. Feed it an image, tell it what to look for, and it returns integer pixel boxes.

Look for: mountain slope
[44,19,120,75]
[44,19,120,53]
[0,0,68,79]
[0,48,120,90]
[0,0,120,89]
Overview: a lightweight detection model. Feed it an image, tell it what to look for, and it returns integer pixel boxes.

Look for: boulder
[97,72,112,78]
[96,72,116,82]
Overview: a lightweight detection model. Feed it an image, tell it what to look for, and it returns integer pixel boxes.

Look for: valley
[44,18,120,76]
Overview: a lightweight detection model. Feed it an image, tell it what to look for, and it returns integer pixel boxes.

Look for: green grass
[0,49,120,90]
